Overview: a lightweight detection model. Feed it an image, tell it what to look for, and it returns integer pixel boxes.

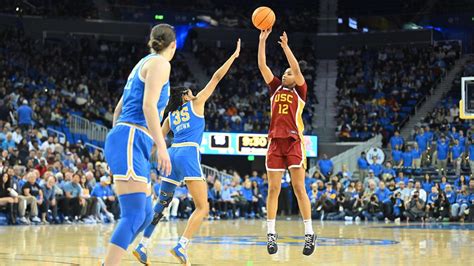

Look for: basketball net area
[460,77,474,119]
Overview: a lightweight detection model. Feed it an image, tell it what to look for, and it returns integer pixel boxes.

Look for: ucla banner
[200,132,318,157]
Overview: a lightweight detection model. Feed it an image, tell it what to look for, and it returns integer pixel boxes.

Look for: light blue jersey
[118,54,170,127]
[105,53,170,184]
[162,101,205,185]
[169,101,205,145]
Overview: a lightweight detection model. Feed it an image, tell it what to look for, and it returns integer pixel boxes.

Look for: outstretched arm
[278,31,305,86]
[258,29,274,84]
[194,39,241,112]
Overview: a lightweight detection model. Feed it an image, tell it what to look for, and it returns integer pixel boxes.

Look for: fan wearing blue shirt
[401,146,413,168]
[415,128,428,152]
[369,161,383,177]
[391,145,403,167]
[450,139,464,176]
[357,152,369,181]
[437,137,449,175]
[444,184,456,204]
[91,176,116,222]
[411,143,422,169]
[469,139,474,173]
[318,154,334,177]
[389,131,404,150]
[421,174,434,193]
[450,186,470,220]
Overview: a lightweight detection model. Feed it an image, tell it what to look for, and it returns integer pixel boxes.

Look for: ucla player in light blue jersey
[134,39,240,266]
[103,24,176,266]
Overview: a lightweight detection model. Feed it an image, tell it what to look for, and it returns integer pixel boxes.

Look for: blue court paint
[373,223,474,231]
[157,236,398,247]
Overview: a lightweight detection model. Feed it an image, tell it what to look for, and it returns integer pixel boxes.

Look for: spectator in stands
[391,145,403,167]
[439,176,450,191]
[399,180,414,203]
[240,179,257,218]
[436,136,449,175]
[395,172,409,186]
[412,181,427,202]
[60,173,84,222]
[91,176,116,222]
[20,172,42,223]
[401,146,414,169]
[0,172,19,224]
[78,173,98,222]
[422,174,435,193]
[42,175,58,223]
[411,143,422,169]
[404,190,425,222]
[357,152,369,182]
[454,175,469,192]
[363,170,380,189]
[221,182,237,219]
[450,139,464,176]
[318,154,333,178]
[389,131,404,150]
[369,158,383,177]
[381,162,396,182]
[425,186,448,222]
[468,179,474,222]
[451,185,470,221]
[2,133,16,151]
[17,100,34,131]
[208,179,222,220]
[362,193,384,221]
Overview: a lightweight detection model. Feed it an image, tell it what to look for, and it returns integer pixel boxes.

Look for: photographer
[404,191,425,222]
[384,191,405,222]
[362,194,384,221]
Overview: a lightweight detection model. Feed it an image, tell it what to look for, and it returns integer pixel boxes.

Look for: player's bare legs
[289,167,317,256]
[170,180,209,265]
[289,167,311,219]
[182,180,209,240]
[266,170,283,254]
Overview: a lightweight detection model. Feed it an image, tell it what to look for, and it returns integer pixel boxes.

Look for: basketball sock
[139,237,150,247]
[110,193,147,250]
[303,219,314,235]
[267,219,276,234]
[178,236,190,249]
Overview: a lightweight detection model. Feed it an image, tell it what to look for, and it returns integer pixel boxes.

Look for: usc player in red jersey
[258,28,316,256]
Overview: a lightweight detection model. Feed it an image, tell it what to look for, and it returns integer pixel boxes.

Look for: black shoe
[267,233,278,254]
[303,234,317,256]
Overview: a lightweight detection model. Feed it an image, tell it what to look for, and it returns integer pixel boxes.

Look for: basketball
[252,6,275,30]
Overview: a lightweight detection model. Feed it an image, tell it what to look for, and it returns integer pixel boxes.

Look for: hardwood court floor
[0,219,473,265]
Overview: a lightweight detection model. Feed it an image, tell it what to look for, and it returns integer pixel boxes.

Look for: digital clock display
[200,132,318,157]
[238,135,268,153]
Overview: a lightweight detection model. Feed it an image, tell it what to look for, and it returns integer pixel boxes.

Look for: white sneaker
[394,218,401,223]
[19,217,29,224]
[344,216,352,221]
[355,216,361,222]
[31,216,41,223]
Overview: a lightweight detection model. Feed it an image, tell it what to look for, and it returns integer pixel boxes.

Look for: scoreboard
[200,132,318,157]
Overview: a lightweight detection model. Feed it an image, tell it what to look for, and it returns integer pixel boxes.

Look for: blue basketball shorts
[161,142,205,185]
[105,123,154,183]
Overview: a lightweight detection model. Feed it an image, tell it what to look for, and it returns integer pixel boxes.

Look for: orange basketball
[252,6,276,30]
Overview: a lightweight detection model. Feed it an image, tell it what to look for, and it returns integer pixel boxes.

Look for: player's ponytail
[164,86,188,115]
[148,24,176,53]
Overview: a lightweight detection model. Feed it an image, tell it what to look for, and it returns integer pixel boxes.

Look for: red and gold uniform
[265,76,307,171]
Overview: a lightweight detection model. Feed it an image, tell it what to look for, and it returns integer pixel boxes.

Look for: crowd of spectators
[310,153,474,222]
[192,38,318,134]
[335,41,461,143]
[0,29,195,130]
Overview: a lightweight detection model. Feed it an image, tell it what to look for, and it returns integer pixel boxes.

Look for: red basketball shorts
[266,137,306,171]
